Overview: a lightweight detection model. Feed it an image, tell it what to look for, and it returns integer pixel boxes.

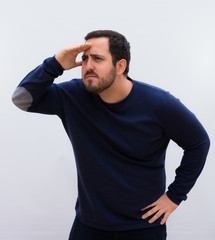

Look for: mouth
[84,71,99,79]
[85,75,97,78]
[84,74,98,80]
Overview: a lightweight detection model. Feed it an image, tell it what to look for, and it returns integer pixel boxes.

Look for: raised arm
[12,43,92,113]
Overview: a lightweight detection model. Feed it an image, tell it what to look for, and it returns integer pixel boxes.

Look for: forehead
[84,37,110,55]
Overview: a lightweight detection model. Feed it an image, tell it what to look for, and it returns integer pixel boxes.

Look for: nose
[84,58,94,71]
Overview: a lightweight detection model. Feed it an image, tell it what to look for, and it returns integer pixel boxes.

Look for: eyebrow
[81,54,104,60]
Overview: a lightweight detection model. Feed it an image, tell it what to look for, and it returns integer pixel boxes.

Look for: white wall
[1,0,214,239]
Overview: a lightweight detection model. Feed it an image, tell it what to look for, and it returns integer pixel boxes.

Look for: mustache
[84,71,99,78]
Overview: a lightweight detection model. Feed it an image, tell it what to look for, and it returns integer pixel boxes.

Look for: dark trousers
[69,217,167,240]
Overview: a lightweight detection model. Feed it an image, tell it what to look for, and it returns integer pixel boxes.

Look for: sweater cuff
[43,56,64,78]
[53,55,65,72]
[166,190,183,205]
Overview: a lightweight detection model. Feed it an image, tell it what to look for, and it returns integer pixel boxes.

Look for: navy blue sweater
[12,56,210,231]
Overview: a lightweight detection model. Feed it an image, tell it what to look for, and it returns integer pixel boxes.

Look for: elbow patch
[12,87,33,111]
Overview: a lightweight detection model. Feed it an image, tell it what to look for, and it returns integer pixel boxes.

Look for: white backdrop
[1,0,215,239]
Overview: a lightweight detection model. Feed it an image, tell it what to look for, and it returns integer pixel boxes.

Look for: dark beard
[83,68,116,94]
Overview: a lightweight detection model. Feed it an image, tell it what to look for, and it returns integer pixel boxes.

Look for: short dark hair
[85,30,130,76]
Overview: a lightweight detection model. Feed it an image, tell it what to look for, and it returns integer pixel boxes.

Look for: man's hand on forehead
[74,43,92,54]
[55,43,92,70]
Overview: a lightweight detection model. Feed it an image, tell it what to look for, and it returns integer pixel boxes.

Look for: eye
[94,56,102,61]
[82,56,88,62]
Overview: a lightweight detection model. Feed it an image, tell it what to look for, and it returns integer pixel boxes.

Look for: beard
[83,67,116,94]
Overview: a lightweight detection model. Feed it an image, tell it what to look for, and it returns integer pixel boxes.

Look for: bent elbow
[12,87,33,111]
[204,134,210,153]
[198,133,210,159]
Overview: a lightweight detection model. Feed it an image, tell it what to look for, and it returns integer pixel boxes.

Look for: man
[12,30,210,240]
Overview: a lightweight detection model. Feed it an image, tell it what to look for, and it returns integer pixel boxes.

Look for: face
[81,37,117,94]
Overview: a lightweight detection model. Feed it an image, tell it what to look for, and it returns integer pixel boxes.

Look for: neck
[99,75,133,104]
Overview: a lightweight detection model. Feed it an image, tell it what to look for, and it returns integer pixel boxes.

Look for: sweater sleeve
[161,92,210,205]
[12,56,64,116]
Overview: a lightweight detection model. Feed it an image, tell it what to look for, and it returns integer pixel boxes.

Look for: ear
[116,59,127,76]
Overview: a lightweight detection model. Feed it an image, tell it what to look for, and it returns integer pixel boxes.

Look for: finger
[73,43,92,53]
[160,212,170,225]
[141,202,157,211]
[142,206,158,219]
[148,211,164,224]
[75,61,82,67]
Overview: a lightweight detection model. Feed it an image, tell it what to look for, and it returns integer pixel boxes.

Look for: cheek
[81,66,86,76]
